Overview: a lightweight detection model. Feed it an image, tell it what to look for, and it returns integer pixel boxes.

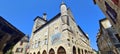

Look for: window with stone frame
[54,27,59,34]
[111,0,119,5]
[20,41,23,46]
[45,38,48,45]
[16,48,23,53]
[38,41,40,46]
[115,34,120,42]
[105,2,117,24]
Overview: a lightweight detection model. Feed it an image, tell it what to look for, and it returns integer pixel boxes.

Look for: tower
[32,13,47,33]
[60,1,68,24]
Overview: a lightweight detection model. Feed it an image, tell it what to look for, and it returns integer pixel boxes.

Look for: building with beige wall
[97,18,120,54]
[12,36,29,54]
[28,2,94,54]
[93,0,120,40]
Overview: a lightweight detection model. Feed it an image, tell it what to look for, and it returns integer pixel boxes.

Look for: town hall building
[28,2,94,54]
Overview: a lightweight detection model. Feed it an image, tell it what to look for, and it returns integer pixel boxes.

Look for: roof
[77,25,89,40]
[34,16,47,22]
[0,16,25,35]
[34,13,61,33]
[0,16,25,53]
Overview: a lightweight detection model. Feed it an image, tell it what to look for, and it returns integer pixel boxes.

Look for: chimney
[43,13,47,20]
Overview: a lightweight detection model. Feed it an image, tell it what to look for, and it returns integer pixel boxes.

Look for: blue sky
[0,0,105,50]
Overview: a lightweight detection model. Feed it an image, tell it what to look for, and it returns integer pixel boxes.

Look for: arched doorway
[57,46,66,54]
[42,50,47,54]
[81,49,83,54]
[85,50,87,54]
[37,51,40,54]
[49,48,55,54]
[78,48,80,54]
[73,46,76,54]
[33,52,36,54]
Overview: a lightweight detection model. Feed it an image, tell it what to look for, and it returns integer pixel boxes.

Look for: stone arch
[73,46,76,54]
[37,51,40,54]
[57,46,66,54]
[81,49,83,54]
[42,50,47,54]
[85,50,87,54]
[49,48,55,54]
[33,52,36,54]
[78,48,80,54]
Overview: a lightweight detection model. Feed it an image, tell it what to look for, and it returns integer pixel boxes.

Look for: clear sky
[0,0,105,50]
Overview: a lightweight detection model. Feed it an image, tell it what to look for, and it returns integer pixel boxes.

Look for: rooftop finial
[60,0,67,16]
[61,0,65,5]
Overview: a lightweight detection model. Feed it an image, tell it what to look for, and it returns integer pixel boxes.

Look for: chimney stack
[43,13,47,20]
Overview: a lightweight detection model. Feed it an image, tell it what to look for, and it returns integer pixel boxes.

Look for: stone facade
[97,18,120,54]
[12,36,29,54]
[93,0,120,40]
[28,2,94,54]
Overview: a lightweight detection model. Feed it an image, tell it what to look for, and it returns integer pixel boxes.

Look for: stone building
[28,2,94,54]
[12,36,29,54]
[0,16,25,54]
[97,18,120,54]
[93,0,120,40]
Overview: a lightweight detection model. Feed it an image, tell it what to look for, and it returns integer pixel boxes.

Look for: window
[20,41,23,45]
[105,2,117,24]
[115,34,120,42]
[45,39,48,45]
[93,0,96,4]
[16,48,23,53]
[38,41,40,46]
[67,39,70,41]
[111,0,119,5]
[54,27,58,34]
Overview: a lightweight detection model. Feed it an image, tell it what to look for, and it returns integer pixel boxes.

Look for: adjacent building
[28,2,94,54]
[97,18,120,54]
[12,36,29,54]
[93,0,120,41]
[0,16,25,54]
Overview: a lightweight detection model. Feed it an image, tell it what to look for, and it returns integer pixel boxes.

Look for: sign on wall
[51,33,62,45]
